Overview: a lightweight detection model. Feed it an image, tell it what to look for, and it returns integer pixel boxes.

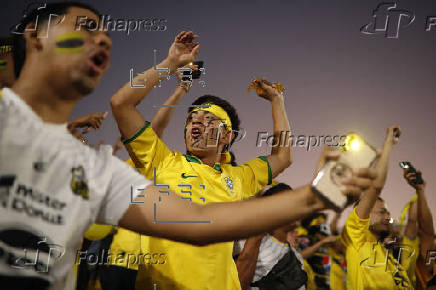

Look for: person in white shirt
[234,183,307,290]
[0,2,377,289]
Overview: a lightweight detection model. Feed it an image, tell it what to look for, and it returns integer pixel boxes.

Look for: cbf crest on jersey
[71,166,89,199]
[222,175,236,197]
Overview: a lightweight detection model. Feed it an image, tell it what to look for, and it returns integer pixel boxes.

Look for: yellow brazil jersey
[401,236,420,288]
[341,208,414,290]
[112,122,272,290]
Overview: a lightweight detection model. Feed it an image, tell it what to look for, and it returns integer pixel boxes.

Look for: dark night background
[2,0,436,226]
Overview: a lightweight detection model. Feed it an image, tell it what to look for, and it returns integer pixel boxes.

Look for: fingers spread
[175,31,186,41]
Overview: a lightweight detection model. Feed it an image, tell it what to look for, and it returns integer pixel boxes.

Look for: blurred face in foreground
[23,6,112,97]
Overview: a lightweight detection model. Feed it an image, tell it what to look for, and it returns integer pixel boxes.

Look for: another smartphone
[399,161,423,185]
[312,133,377,211]
[182,61,204,81]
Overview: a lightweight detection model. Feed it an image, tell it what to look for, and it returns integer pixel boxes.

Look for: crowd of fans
[0,2,435,290]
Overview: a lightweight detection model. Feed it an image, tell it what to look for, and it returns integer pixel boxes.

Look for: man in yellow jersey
[401,166,434,289]
[109,30,294,289]
[341,126,416,289]
[101,66,194,288]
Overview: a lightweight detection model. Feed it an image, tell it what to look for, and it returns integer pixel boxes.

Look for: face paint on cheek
[0,59,6,71]
[55,32,85,53]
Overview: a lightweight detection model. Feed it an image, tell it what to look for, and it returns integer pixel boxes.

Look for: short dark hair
[188,95,241,148]
[229,151,237,166]
[262,183,292,197]
[11,1,101,78]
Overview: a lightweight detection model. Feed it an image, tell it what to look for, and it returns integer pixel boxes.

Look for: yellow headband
[191,104,232,131]
[188,103,233,164]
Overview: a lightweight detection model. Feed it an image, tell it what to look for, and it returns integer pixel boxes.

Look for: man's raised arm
[355,126,400,219]
[404,169,435,263]
[118,148,376,246]
[110,31,199,139]
[254,80,293,177]
[151,66,195,138]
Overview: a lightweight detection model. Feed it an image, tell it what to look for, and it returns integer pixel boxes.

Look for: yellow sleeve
[341,207,370,250]
[238,156,272,199]
[122,121,172,180]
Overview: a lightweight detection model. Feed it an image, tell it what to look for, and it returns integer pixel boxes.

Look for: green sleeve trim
[213,163,222,172]
[184,155,202,164]
[122,122,150,144]
[259,156,272,185]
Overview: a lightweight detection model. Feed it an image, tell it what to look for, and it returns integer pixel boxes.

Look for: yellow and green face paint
[0,45,12,55]
[55,32,84,53]
[0,59,7,71]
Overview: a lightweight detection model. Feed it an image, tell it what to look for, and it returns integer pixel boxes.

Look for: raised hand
[386,125,401,145]
[176,63,198,91]
[404,168,425,191]
[167,31,200,71]
[251,78,284,102]
[68,111,108,134]
[313,147,378,206]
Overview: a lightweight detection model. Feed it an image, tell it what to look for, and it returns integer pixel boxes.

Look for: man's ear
[23,22,43,52]
[219,128,233,147]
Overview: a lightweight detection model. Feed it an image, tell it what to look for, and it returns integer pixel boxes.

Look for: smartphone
[312,133,377,211]
[182,61,204,80]
[399,161,423,184]
[393,128,400,142]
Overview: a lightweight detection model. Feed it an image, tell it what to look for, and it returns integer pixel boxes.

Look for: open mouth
[191,127,202,139]
[89,50,109,76]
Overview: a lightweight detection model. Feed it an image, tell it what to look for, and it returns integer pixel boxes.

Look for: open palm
[168,31,200,69]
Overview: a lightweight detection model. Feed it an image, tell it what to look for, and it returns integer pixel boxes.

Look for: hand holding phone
[399,161,424,185]
[182,61,204,81]
[312,134,377,210]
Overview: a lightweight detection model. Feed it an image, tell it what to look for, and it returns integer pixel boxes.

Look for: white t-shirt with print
[0,88,150,289]
[235,235,306,290]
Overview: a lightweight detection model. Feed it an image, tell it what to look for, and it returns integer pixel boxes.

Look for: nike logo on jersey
[181,173,198,179]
